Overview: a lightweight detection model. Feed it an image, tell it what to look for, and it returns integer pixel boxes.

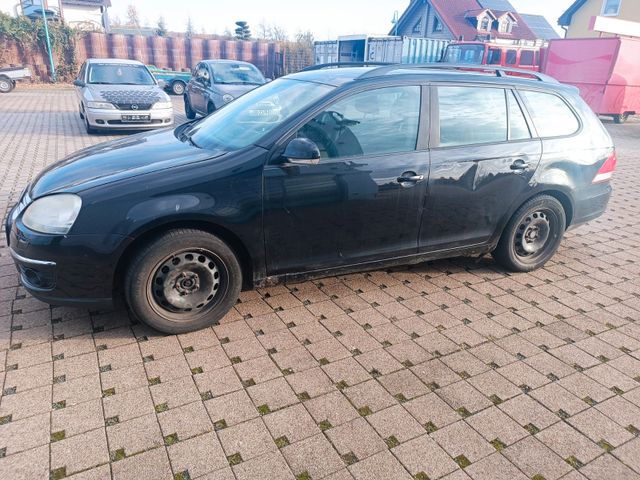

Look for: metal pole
[40,2,56,82]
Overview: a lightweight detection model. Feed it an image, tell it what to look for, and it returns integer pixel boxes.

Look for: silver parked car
[184,60,267,118]
[73,59,174,134]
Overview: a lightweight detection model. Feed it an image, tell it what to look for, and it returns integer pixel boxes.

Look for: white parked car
[73,58,174,134]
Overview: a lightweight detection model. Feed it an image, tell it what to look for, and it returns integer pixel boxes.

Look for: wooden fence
[1,32,284,81]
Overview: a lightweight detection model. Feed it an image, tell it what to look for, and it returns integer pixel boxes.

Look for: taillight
[593,151,617,184]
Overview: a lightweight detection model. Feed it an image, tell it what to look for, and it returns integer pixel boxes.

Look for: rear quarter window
[519,90,580,138]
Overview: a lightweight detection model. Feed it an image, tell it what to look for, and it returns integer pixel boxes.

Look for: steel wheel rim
[0,80,10,90]
[173,83,184,95]
[514,210,554,260]
[147,248,227,320]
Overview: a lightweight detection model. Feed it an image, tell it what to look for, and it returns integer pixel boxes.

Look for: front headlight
[152,101,173,110]
[22,194,82,235]
[222,94,234,103]
[86,101,116,110]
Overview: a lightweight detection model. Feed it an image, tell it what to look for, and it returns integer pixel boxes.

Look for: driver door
[263,85,430,275]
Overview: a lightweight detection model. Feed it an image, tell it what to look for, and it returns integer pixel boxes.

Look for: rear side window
[508,91,531,140]
[438,86,507,147]
[520,90,580,137]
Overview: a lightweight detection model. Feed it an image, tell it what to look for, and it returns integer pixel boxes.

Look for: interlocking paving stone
[1,91,640,479]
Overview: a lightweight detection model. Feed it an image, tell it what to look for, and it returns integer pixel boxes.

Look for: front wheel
[613,113,629,124]
[184,95,196,119]
[492,195,566,272]
[124,229,242,334]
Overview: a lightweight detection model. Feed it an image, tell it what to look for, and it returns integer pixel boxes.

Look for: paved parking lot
[1,88,640,480]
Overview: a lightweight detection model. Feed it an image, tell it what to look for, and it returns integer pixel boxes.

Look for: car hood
[213,83,263,97]
[29,128,223,198]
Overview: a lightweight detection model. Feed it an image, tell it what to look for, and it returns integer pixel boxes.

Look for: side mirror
[73,79,85,87]
[157,79,167,89]
[283,138,321,165]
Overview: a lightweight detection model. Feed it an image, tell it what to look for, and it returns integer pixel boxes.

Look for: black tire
[613,113,629,124]
[184,95,196,119]
[171,80,186,96]
[492,195,566,272]
[84,112,98,134]
[0,76,13,93]
[207,102,216,115]
[124,229,242,334]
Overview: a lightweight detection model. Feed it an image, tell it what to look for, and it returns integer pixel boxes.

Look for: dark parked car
[184,59,267,118]
[7,64,615,333]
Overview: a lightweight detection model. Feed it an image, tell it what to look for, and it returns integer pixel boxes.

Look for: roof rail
[358,63,559,83]
[301,62,393,72]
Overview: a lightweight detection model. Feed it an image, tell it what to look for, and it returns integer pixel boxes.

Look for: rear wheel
[171,80,186,96]
[492,195,566,272]
[124,229,242,334]
[0,76,13,93]
[184,95,196,119]
[613,113,629,124]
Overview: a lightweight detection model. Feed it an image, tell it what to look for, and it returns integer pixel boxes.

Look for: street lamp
[40,1,56,82]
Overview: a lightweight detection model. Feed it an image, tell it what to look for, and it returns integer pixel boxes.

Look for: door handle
[397,173,424,184]
[510,159,529,171]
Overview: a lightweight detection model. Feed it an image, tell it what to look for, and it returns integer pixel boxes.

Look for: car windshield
[211,63,266,85]
[188,78,334,151]
[443,45,486,64]
[88,64,155,85]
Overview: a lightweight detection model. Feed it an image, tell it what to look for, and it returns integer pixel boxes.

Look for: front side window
[87,63,155,85]
[506,50,517,65]
[296,86,421,160]
[438,86,507,147]
[602,0,622,16]
[519,90,580,138]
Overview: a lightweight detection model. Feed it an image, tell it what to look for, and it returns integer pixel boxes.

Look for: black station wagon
[6,64,616,333]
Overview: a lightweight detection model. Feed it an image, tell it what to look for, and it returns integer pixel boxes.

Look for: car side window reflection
[295,86,421,160]
[438,86,508,147]
[509,90,531,140]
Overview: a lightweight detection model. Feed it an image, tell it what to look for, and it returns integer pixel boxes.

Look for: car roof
[202,59,256,66]
[86,58,145,66]
[287,64,571,93]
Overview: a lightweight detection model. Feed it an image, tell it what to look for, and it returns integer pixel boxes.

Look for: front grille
[100,90,161,111]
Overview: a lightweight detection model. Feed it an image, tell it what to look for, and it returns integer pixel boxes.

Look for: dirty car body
[7,64,615,333]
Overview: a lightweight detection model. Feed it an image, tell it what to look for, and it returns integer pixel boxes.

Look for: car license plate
[121,114,150,123]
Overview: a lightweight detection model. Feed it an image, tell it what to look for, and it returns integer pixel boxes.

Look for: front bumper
[85,107,174,130]
[6,207,127,308]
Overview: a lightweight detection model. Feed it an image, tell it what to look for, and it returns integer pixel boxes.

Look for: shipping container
[314,36,450,65]
[542,37,640,123]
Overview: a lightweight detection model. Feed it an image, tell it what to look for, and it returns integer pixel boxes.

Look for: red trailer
[541,37,640,123]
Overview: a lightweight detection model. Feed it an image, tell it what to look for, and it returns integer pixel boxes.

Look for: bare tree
[126,4,140,27]
[186,17,195,38]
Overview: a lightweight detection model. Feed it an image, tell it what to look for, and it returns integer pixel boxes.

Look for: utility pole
[40,2,56,82]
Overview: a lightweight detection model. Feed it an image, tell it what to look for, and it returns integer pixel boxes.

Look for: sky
[108,0,575,40]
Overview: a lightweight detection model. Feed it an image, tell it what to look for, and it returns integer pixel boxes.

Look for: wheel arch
[113,219,256,298]
[493,187,575,248]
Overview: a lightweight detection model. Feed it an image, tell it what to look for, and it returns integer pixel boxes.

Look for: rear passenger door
[419,84,542,251]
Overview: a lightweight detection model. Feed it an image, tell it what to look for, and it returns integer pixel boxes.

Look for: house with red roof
[391,0,560,42]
